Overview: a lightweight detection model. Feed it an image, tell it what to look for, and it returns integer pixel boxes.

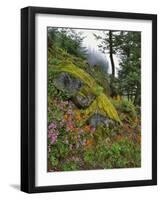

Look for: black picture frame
[21,6,157,193]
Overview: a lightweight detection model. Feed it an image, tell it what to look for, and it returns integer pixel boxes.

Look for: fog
[76,29,120,76]
[87,47,109,74]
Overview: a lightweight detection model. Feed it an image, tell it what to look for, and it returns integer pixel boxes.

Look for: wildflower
[48,122,57,129]
[49,131,59,144]
[86,139,93,147]
[48,130,53,138]
[84,125,91,132]
[64,114,68,120]
[50,134,58,144]
[48,127,59,144]
[66,124,74,131]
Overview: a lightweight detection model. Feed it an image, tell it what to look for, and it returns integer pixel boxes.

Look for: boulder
[72,92,96,108]
[53,73,82,97]
[54,72,96,108]
[88,113,114,128]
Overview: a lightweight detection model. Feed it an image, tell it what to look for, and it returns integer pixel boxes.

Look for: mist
[87,47,109,74]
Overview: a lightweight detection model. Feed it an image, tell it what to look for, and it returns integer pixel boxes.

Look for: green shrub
[61,162,78,171]
[112,98,137,119]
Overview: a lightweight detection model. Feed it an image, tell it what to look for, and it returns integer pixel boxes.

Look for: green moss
[50,63,121,124]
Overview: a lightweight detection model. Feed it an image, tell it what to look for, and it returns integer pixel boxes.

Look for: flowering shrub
[47,80,141,171]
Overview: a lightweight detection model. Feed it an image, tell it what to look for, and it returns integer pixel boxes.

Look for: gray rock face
[88,113,114,128]
[72,92,95,108]
[53,72,96,108]
[53,73,83,97]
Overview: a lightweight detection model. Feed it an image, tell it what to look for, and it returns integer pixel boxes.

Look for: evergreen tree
[117,31,141,105]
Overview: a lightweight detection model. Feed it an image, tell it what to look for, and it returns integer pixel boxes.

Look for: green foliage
[117,32,141,105]
[83,150,96,167]
[83,137,141,169]
[48,27,87,59]
[112,98,137,119]
[50,155,59,167]
[49,139,69,168]
[61,162,78,171]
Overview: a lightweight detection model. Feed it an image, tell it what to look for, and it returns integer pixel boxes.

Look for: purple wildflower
[48,122,59,144]
[50,133,58,144]
[48,122,57,129]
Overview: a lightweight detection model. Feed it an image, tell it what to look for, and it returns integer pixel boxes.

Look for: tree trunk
[134,84,141,106]
[127,92,130,101]
[109,31,115,78]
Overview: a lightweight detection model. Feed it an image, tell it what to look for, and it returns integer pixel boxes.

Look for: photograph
[21,6,157,193]
[47,27,141,172]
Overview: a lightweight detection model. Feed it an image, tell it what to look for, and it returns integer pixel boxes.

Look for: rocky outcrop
[53,73,82,97]
[54,72,96,108]
[72,92,96,108]
[88,113,114,128]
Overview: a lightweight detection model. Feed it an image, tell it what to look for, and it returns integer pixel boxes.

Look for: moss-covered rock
[51,62,121,124]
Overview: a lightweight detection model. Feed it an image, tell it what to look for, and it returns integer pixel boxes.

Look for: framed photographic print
[21,6,157,193]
